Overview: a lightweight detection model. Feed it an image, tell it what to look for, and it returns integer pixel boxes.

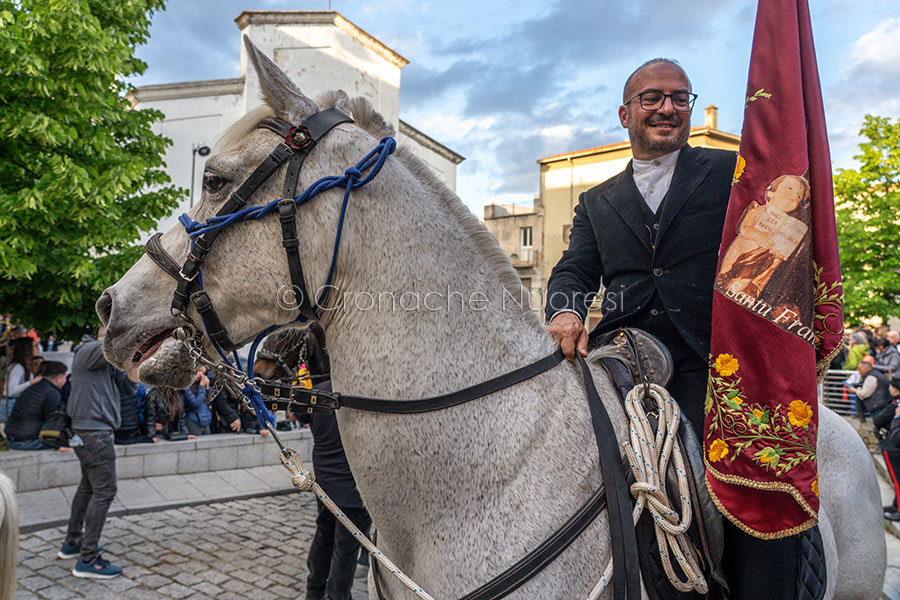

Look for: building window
[520,226,533,262]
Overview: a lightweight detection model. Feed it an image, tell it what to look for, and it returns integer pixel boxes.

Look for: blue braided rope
[178,137,396,238]
[179,137,395,431]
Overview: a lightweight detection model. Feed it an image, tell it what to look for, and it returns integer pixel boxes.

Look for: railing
[820,369,856,416]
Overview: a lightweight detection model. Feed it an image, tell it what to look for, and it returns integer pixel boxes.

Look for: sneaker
[57,541,81,560]
[57,542,101,560]
[884,511,900,522]
[72,553,122,579]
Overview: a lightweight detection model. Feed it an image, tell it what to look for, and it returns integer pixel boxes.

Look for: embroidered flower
[811,474,819,497]
[749,407,770,426]
[755,446,782,469]
[708,439,729,463]
[714,353,740,377]
[788,400,813,428]
[733,155,746,183]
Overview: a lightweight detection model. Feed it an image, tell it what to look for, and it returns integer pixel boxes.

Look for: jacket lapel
[655,145,712,243]
[602,163,652,253]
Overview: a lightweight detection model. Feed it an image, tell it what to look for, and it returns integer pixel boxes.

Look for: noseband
[144,108,356,351]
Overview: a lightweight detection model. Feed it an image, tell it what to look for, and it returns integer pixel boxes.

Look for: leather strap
[190,290,235,350]
[576,354,641,600]
[179,142,295,282]
[257,349,566,414]
[459,483,611,600]
[277,200,319,322]
[145,233,181,280]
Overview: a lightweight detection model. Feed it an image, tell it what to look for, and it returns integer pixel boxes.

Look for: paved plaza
[15,493,369,600]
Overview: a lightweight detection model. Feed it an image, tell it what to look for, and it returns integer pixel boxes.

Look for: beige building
[485,105,739,323]
[483,199,544,310]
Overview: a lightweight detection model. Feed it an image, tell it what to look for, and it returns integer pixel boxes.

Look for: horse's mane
[215,105,276,152]
[316,92,540,328]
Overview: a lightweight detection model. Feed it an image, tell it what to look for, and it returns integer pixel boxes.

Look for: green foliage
[834,115,900,322]
[0,0,183,340]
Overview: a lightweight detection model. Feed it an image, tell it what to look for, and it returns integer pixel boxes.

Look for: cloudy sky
[132,0,900,216]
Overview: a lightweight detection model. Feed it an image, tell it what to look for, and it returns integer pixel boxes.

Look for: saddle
[592,328,728,600]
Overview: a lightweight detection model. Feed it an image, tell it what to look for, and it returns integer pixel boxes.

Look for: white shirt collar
[632,148,681,175]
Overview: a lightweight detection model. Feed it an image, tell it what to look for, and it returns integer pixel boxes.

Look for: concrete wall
[0,430,312,493]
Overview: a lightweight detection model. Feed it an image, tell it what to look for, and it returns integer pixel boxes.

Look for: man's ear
[618,105,629,129]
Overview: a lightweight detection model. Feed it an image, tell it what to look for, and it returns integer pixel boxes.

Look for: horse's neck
[321,175,552,398]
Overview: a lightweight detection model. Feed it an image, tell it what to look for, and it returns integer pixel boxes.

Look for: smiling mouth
[132,329,175,366]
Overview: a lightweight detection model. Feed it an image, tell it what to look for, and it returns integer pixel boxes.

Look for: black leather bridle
[144,108,354,350]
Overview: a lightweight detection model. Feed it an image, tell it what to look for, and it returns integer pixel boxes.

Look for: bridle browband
[145,108,355,351]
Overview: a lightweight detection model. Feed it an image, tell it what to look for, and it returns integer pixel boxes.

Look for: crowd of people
[833,326,900,523]
[1,319,371,592]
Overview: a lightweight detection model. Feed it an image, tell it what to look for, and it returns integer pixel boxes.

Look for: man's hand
[547,312,588,358]
[229,418,241,432]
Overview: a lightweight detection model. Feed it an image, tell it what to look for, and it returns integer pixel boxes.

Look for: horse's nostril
[96,291,113,327]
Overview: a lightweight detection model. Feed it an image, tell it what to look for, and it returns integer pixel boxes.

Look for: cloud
[825,17,900,166]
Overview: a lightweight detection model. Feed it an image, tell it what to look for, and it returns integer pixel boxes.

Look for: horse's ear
[243,36,318,122]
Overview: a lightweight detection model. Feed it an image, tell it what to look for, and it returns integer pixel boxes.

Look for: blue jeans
[65,430,117,561]
[0,397,16,422]
[7,438,53,450]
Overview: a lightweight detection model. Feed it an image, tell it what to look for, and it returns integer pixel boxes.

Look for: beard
[629,117,690,157]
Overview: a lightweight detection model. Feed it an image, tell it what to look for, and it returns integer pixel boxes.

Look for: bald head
[888,331,899,346]
[623,58,691,103]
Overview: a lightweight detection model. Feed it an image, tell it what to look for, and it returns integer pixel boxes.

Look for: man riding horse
[545,58,815,600]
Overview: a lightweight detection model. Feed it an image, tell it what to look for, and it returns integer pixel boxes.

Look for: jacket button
[650,308,659,316]
[653,267,663,277]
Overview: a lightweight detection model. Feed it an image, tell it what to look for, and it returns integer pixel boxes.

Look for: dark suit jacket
[546,145,737,360]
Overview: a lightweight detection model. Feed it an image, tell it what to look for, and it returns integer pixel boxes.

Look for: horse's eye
[203,173,226,193]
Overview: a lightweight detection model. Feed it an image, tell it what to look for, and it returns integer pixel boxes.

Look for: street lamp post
[190,143,211,208]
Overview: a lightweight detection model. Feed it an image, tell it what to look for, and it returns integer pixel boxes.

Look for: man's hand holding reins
[547,311,588,358]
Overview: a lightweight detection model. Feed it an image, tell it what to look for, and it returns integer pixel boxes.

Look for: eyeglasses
[625,91,697,112]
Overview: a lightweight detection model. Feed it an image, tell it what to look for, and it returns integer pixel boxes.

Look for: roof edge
[131,78,245,103]
[399,120,465,164]
[234,11,409,68]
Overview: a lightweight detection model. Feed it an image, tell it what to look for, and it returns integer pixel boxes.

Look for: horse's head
[96,38,386,387]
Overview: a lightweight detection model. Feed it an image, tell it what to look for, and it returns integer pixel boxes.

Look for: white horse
[96,39,885,599]
[0,471,18,600]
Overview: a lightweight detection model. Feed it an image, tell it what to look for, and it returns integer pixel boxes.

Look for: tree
[0,0,183,340]
[833,115,900,323]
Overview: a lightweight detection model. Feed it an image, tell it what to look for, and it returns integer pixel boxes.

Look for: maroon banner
[704,0,844,538]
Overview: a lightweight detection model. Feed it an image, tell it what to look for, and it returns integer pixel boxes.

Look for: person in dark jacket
[183,367,212,436]
[301,324,370,600]
[304,380,371,600]
[881,377,900,521]
[148,388,190,440]
[4,360,67,450]
[874,338,900,377]
[846,360,892,421]
[211,385,241,434]
[60,330,123,578]
[114,368,156,445]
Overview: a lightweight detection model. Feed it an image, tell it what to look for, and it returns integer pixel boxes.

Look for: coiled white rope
[586,382,707,599]
[278,381,705,600]
[279,447,436,600]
